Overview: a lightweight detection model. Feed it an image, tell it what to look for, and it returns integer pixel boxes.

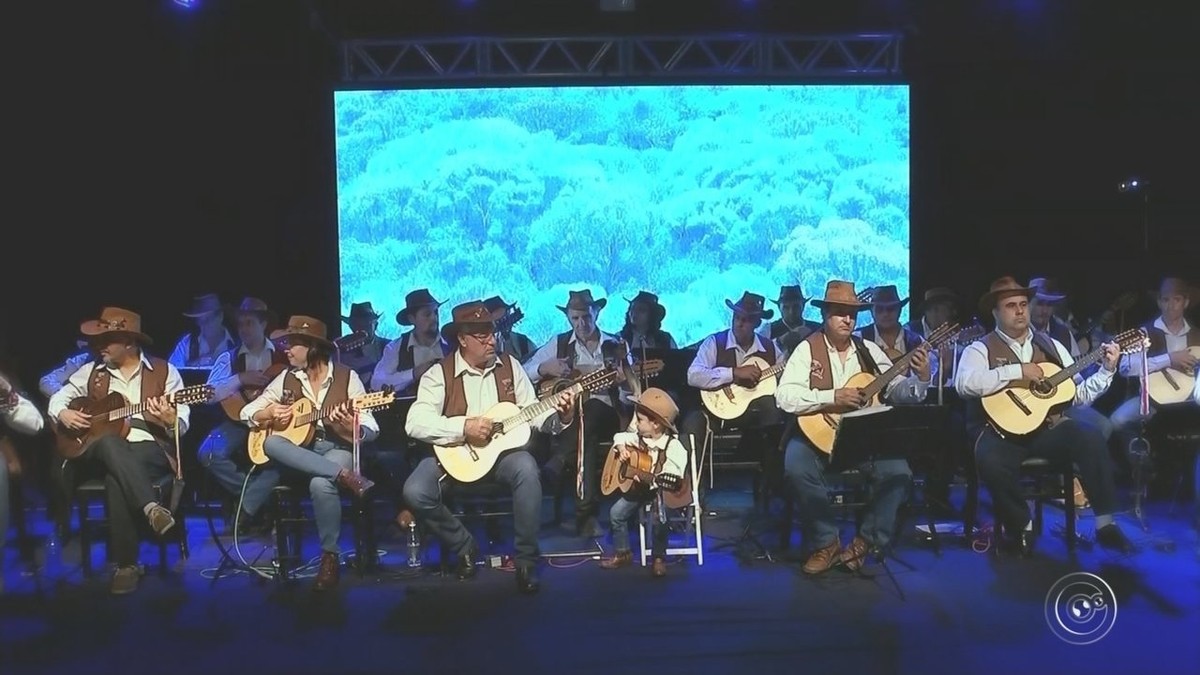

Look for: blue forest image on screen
[336,84,909,346]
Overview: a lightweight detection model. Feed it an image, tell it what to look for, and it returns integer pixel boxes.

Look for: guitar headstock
[496,305,524,333]
[173,384,216,406]
[578,368,620,393]
[856,288,874,303]
[634,359,665,378]
[950,322,986,345]
[334,330,370,353]
[1112,327,1149,354]
[354,387,397,410]
[656,473,682,491]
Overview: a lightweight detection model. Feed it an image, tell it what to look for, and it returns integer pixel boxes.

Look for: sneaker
[146,504,176,536]
[110,565,141,594]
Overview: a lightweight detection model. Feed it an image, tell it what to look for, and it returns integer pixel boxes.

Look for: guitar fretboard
[860,323,959,399]
[756,363,785,383]
[500,383,582,432]
[1044,329,1143,387]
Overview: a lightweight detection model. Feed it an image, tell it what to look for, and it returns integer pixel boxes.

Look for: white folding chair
[638,435,704,566]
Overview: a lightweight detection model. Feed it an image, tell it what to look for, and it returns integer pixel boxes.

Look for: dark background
[7,0,1198,386]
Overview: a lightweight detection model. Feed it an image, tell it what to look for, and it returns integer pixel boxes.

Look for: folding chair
[637,435,704,566]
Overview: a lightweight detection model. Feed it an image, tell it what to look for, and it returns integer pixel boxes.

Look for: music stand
[829,404,951,600]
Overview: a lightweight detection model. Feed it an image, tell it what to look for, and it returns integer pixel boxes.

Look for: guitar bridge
[1005,389,1031,415]
[1161,370,1179,391]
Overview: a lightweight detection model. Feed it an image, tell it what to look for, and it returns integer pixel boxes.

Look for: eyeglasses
[465,332,496,344]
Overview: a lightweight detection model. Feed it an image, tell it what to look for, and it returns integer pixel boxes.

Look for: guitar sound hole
[1030,380,1053,396]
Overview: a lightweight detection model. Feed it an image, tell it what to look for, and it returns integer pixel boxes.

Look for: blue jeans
[610,493,668,558]
[783,437,911,549]
[198,421,280,516]
[263,435,353,554]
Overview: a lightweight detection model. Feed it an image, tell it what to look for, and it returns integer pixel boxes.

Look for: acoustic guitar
[52,384,216,460]
[981,328,1147,437]
[1146,346,1200,406]
[496,305,524,335]
[246,388,398,464]
[795,322,982,454]
[600,440,689,509]
[536,359,664,399]
[218,362,288,423]
[435,368,620,483]
[699,356,785,420]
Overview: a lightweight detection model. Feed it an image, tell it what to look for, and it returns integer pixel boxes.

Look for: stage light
[172,0,198,8]
[1118,177,1146,193]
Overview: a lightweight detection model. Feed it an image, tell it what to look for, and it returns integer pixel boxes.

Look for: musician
[909,288,959,340]
[776,281,931,574]
[486,296,536,362]
[768,285,819,355]
[1,372,44,593]
[240,316,377,590]
[404,300,576,594]
[681,292,784,462]
[47,308,187,594]
[169,294,236,369]
[197,298,285,530]
[1028,278,1083,358]
[338,302,389,387]
[620,291,678,350]
[39,339,92,398]
[910,288,966,514]
[956,277,1134,555]
[857,285,923,359]
[372,289,451,396]
[525,289,628,538]
[598,388,686,577]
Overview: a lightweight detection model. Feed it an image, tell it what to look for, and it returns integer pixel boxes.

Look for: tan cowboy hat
[270,315,334,348]
[396,289,445,326]
[978,276,1036,315]
[182,293,225,318]
[80,307,153,345]
[869,285,909,309]
[725,291,774,320]
[632,387,679,434]
[557,289,607,313]
[625,291,666,321]
[342,301,382,323]
[1029,277,1067,303]
[441,300,505,343]
[811,281,871,311]
[772,285,806,305]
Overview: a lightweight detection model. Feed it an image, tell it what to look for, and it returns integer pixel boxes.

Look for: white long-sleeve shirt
[168,330,236,369]
[206,341,278,403]
[239,365,378,441]
[955,329,1113,406]
[48,355,191,441]
[776,335,929,415]
[2,391,44,435]
[407,352,563,447]
[371,332,448,393]
[687,330,785,390]
[1119,317,1193,377]
[610,430,686,485]
[39,352,92,398]
[523,330,630,406]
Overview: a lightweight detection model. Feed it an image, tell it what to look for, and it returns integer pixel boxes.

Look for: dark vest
[281,364,353,446]
[964,331,1063,439]
[1034,317,1075,356]
[619,327,675,350]
[392,333,452,394]
[1144,321,1200,358]
[556,331,623,405]
[500,331,537,363]
[858,324,924,354]
[769,319,817,341]
[802,331,878,390]
[440,352,518,417]
[713,331,778,369]
[86,356,171,444]
[226,345,289,375]
[188,331,235,366]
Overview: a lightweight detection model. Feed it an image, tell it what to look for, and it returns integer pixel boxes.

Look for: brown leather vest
[714,331,778,369]
[802,331,877,390]
[86,355,170,443]
[281,364,353,445]
[859,324,924,354]
[966,331,1063,439]
[440,352,517,417]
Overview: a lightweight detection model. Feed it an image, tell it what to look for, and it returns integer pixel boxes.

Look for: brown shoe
[802,540,841,575]
[395,509,414,528]
[146,504,175,536]
[841,536,870,572]
[599,550,632,569]
[651,557,667,578]
[336,469,375,499]
[110,565,141,595]
[313,551,340,591]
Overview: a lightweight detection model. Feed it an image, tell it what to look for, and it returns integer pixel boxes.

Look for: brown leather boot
[802,540,841,575]
[336,469,375,499]
[651,557,667,578]
[599,550,632,569]
[395,509,414,528]
[841,536,870,572]
[313,551,340,591]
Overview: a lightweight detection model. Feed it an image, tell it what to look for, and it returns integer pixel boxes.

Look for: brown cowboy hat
[483,296,516,313]
[625,291,666,321]
[811,281,871,311]
[1029,277,1067,303]
[772,285,806,305]
[397,289,445,326]
[869,285,909,309]
[632,387,679,434]
[342,301,382,323]
[270,315,334,348]
[920,287,958,308]
[557,289,607,314]
[725,291,774,320]
[80,307,153,345]
[441,300,505,344]
[978,276,1036,315]
[182,293,225,318]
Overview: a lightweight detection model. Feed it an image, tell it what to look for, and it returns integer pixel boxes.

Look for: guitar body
[699,356,776,420]
[246,398,317,465]
[600,445,655,495]
[794,371,881,455]
[433,401,532,483]
[981,362,1076,436]
[53,394,132,460]
[219,363,287,422]
[1146,346,1200,405]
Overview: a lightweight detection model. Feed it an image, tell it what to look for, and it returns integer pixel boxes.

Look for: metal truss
[339,33,903,84]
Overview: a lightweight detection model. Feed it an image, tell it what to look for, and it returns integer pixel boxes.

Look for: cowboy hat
[342,301,382,323]
[80,307,153,345]
[978,276,1036,316]
[772,285,806,305]
[725,292,774,320]
[557,289,607,314]
[396,289,445,326]
[811,281,871,311]
[869,285,909,309]
[920,287,958,308]
[182,294,225,318]
[234,297,277,325]
[632,387,679,434]
[1028,277,1067,303]
[441,300,505,344]
[625,291,666,321]
[270,315,334,349]
[483,296,516,313]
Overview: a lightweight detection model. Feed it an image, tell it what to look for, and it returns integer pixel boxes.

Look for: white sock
[1024,520,1033,531]
[1095,514,1114,528]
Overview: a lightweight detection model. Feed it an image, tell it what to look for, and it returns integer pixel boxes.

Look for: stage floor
[3,480,1198,675]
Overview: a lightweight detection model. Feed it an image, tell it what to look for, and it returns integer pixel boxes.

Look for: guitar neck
[1045,346,1106,386]
[502,382,585,430]
[758,362,785,382]
[297,396,366,426]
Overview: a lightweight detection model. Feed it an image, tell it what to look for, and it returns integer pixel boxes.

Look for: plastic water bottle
[406,523,422,568]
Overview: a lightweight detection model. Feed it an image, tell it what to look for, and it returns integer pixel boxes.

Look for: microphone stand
[639,335,649,393]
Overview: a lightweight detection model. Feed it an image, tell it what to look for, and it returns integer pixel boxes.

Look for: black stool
[75,475,189,577]
[1014,457,1077,550]
[268,484,377,580]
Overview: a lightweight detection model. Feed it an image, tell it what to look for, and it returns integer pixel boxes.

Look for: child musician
[598,388,687,577]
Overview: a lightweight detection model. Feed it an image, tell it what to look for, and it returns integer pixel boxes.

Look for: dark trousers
[403,448,543,568]
[544,398,619,523]
[974,417,1118,533]
[680,395,783,465]
[73,436,172,567]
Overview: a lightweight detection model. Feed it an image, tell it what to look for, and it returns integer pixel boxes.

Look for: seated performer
[404,300,575,594]
[681,291,785,459]
[47,308,186,594]
[525,289,628,537]
[598,388,686,577]
[338,302,390,387]
[240,316,377,591]
[39,339,92,398]
[1,371,45,593]
[1028,278,1084,359]
[776,281,931,574]
[372,289,450,396]
[198,298,286,529]
[486,296,537,363]
[169,294,236,369]
[857,285,923,360]
[908,287,959,340]
[956,277,1134,555]
[768,285,819,356]
[620,291,678,350]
